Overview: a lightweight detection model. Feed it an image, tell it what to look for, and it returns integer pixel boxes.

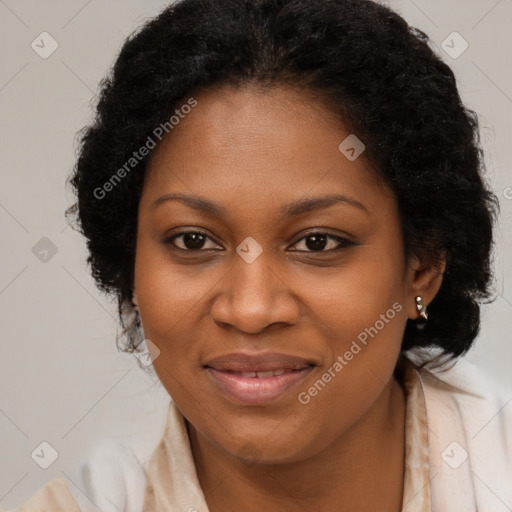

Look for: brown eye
[163,231,221,251]
[290,232,354,252]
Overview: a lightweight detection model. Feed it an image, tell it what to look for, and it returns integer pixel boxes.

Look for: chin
[218,429,317,466]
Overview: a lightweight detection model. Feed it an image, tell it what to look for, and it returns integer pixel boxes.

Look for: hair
[65,0,498,369]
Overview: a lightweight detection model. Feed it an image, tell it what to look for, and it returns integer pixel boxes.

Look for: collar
[400,357,432,511]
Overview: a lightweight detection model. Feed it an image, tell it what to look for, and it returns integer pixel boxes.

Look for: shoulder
[10,477,80,512]
[417,355,512,426]
[416,355,512,445]
[11,399,170,512]
[10,437,151,512]
[413,355,512,510]
[72,436,150,512]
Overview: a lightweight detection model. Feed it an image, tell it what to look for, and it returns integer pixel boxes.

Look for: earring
[132,291,139,312]
[415,296,428,320]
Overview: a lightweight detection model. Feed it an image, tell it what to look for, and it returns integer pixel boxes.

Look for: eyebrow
[151,192,367,217]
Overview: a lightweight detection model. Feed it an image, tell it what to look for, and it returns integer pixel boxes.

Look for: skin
[133,84,445,512]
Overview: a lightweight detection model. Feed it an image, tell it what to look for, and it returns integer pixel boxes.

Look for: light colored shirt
[11,356,512,511]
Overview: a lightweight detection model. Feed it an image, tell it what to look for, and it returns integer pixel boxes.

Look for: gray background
[1,0,511,509]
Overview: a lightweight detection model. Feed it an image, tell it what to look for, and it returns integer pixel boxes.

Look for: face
[133,84,429,464]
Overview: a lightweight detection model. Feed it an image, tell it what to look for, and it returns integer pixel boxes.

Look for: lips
[204,352,314,373]
[204,352,316,405]
[232,369,294,378]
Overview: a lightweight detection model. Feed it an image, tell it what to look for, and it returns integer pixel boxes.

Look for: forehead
[141,84,391,217]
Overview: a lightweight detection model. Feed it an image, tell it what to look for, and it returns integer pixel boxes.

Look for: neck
[188,376,406,512]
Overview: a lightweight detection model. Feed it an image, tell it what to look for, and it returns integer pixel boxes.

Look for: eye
[289,232,355,252]
[163,230,222,251]
[163,229,355,253]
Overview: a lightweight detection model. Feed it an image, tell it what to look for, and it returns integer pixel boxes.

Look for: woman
[13,0,511,510]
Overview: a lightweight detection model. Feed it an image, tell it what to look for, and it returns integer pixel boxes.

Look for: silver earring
[415,296,428,320]
[132,292,139,313]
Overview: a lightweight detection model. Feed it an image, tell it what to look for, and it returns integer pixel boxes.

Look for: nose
[210,253,300,334]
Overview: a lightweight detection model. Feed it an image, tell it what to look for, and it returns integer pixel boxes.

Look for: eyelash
[162,230,355,254]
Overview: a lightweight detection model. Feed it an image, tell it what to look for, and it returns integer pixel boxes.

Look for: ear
[405,254,446,320]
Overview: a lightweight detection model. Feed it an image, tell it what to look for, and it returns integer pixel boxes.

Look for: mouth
[204,352,316,405]
[221,368,305,378]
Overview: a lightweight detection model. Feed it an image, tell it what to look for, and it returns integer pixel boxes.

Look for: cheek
[133,240,210,369]
[288,260,407,459]
[300,243,407,351]
[134,231,214,326]
[294,236,408,420]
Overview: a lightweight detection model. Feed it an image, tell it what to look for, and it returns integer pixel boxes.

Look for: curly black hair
[65,0,498,367]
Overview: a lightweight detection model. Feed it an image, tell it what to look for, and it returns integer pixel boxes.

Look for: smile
[205,367,314,405]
